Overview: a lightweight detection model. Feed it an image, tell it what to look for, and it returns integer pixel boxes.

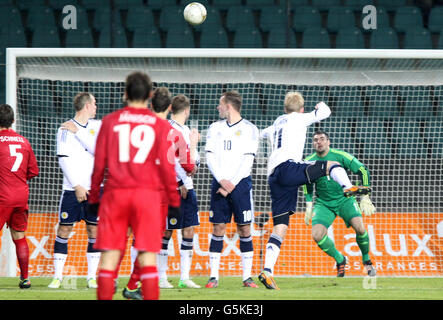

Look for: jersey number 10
[114,124,155,163]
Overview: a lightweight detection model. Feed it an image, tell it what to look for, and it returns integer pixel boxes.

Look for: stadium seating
[0,6,23,29]
[376,0,407,12]
[0,27,27,48]
[259,6,287,32]
[301,27,331,48]
[165,25,195,48]
[132,28,161,48]
[326,6,356,33]
[398,86,434,120]
[343,0,374,11]
[267,27,296,48]
[159,6,188,32]
[31,27,61,47]
[439,31,443,49]
[392,121,427,158]
[16,0,46,10]
[48,0,79,10]
[148,0,177,10]
[212,0,243,10]
[26,6,57,31]
[180,0,210,8]
[292,6,321,33]
[125,6,155,31]
[366,85,400,119]
[93,7,124,33]
[311,0,341,12]
[233,27,263,48]
[357,120,392,158]
[369,27,399,49]
[428,6,443,33]
[64,27,94,48]
[328,86,365,118]
[335,27,364,48]
[403,27,433,49]
[98,27,128,48]
[246,0,276,10]
[226,6,256,33]
[394,6,423,33]
[113,0,145,10]
[199,27,229,48]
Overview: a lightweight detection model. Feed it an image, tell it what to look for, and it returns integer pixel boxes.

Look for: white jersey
[205,118,259,184]
[264,102,331,176]
[56,119,101,191]
[169,119,199,190]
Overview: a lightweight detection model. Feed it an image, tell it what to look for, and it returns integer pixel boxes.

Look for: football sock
[180,237,194,280]
[157,236,170,280]
[127,259,140,290]
[97,269,115,300]
[13,237,29,279]
[317,235,344,264]
[356,231,370,262]
[209,234,223,280]
[329,165,352,189]
[264,233,282,274]
[130,246,139,272]
[239,236,254,281]
[86,238,100,280]
[140,266,159,300]
[54,236,68,279]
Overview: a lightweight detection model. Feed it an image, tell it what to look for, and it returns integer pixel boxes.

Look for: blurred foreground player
[89,72,180,300]
[0,104,39,288]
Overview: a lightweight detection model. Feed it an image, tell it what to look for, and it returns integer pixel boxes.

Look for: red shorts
[0,206,28,232]
[94,188,164,253]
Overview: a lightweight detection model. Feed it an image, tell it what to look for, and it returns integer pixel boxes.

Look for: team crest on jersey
[61,212,69,219]
[209,211,214,218]
[89,129,95,136]
[235,130,242,136]
[169,218,178,225]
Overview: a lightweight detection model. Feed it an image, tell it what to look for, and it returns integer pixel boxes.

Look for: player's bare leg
[237,223,258,288]
[48,224,72,288]
[137,251,159,300]
[349,217,376,276]
[86,224,100,288]
[206,223,226,288]
[178,226,200,288]
[10,229,30,289]
[312,224,346,277]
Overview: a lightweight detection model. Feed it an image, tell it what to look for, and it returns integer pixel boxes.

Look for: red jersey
[0,129,39,207]
[89,106,180,208]
[169,126,195,174]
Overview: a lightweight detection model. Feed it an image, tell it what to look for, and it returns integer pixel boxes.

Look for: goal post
[2,48,442,278]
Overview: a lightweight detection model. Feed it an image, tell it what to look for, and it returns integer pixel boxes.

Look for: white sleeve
[56,128,71,157]
[303,101,331,126]
[75,121,101,155]
[175,157,188,182]
[206,151,223,182]
[58,156,81,188]
[260,125,274,140]
[244,125,259,156]
[230,154,255,186]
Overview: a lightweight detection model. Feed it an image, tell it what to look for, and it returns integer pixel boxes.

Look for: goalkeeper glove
[359,194,375,216]
[87,203,99,217]
[167,206,181,221]
[304,202,313,226]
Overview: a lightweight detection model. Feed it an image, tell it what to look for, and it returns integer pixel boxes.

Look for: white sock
[329,165,352,189]
[180,249,193,281]
[130,246,139,273]
[86,252,100,280]
[157,249,169,280]
[53,253,67,280]
[241,251,254,281]
[209,252,221,280]
[264,243,280,275]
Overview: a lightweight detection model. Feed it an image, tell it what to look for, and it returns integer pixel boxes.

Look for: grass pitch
[0,276,442,300]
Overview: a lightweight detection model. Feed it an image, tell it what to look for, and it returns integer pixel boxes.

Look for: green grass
[1,276,442,300]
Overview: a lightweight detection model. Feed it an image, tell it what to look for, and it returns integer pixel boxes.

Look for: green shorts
[311,197,362,228]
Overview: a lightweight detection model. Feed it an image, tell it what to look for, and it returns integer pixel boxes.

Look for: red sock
[13,237,29,279]
[97,269,115,300]
[127,259,141,290]
[140,266,159,300]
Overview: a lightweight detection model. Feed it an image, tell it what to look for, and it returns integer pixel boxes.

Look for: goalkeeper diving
[303,130,376,277]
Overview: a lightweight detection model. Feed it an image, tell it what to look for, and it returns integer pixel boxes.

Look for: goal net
[1,48,442,278]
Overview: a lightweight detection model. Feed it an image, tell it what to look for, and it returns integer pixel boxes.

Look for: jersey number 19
[114,124,155,163]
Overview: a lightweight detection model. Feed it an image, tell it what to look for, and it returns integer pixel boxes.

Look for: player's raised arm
[303,101,331,125]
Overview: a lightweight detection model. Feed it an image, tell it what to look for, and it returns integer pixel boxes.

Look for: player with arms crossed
[89,72,180,300]
[49,93,101,289]
[303,130,376,277]
[205,91,259,288]
[258,92,370,290]
[123,88,199,299]
[0,104,39,289]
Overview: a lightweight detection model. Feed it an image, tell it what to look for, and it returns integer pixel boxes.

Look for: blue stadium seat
[132,28,161,48]
[31,27,61,47]
[0,6,23,29]
[81,0,106,10]
[98,27,128,48]
[366,85,400,119]
[311,0,341,11]
[259,6,288,32]
[180,0,210,7]
[165,25,195,48]
[439,31,443,49]
[328,86,365,118]
[326,6,356,33]
[64,27,94,47]
[246,0,276,10]
[212,0,243,10]
[335,27,364,48]
[267,27,296,48]
[159,6,188,32]
[0,27,27,47]
[424,121,442,158]
[226,6,256,33]
[370,7,390,29]
[369,27,399,49]
[428,6,443,33]
[48,0,79,10]
[233,27,263,48]
[284,0,309,9]
[93,7,123,33]
[113,0,145,10]
[376,0,407,12]
[392,121,427,158]
[148,0,178,10]
[125,6,155,31]
[199,26,229,48]
[16,0,46,10]
[398,86,434,120]
[301,27,330,48]
[403,27,433,49]
[26,6,57,31]
[292,6,321,33]
[343,0,374,11]
[321,120,356,154]
[200,7,223,29]
[394,6,423,33]
[358,121,392,158]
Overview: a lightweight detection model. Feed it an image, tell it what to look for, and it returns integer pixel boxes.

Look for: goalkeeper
[303,130,376,277]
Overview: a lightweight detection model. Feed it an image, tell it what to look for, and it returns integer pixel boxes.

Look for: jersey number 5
[114,124,155,163]
[9,144,23,172]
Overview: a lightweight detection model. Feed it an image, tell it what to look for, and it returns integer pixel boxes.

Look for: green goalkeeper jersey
[303,148,370,204]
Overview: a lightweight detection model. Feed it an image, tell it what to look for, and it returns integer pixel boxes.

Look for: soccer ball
[183,2,207,25]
